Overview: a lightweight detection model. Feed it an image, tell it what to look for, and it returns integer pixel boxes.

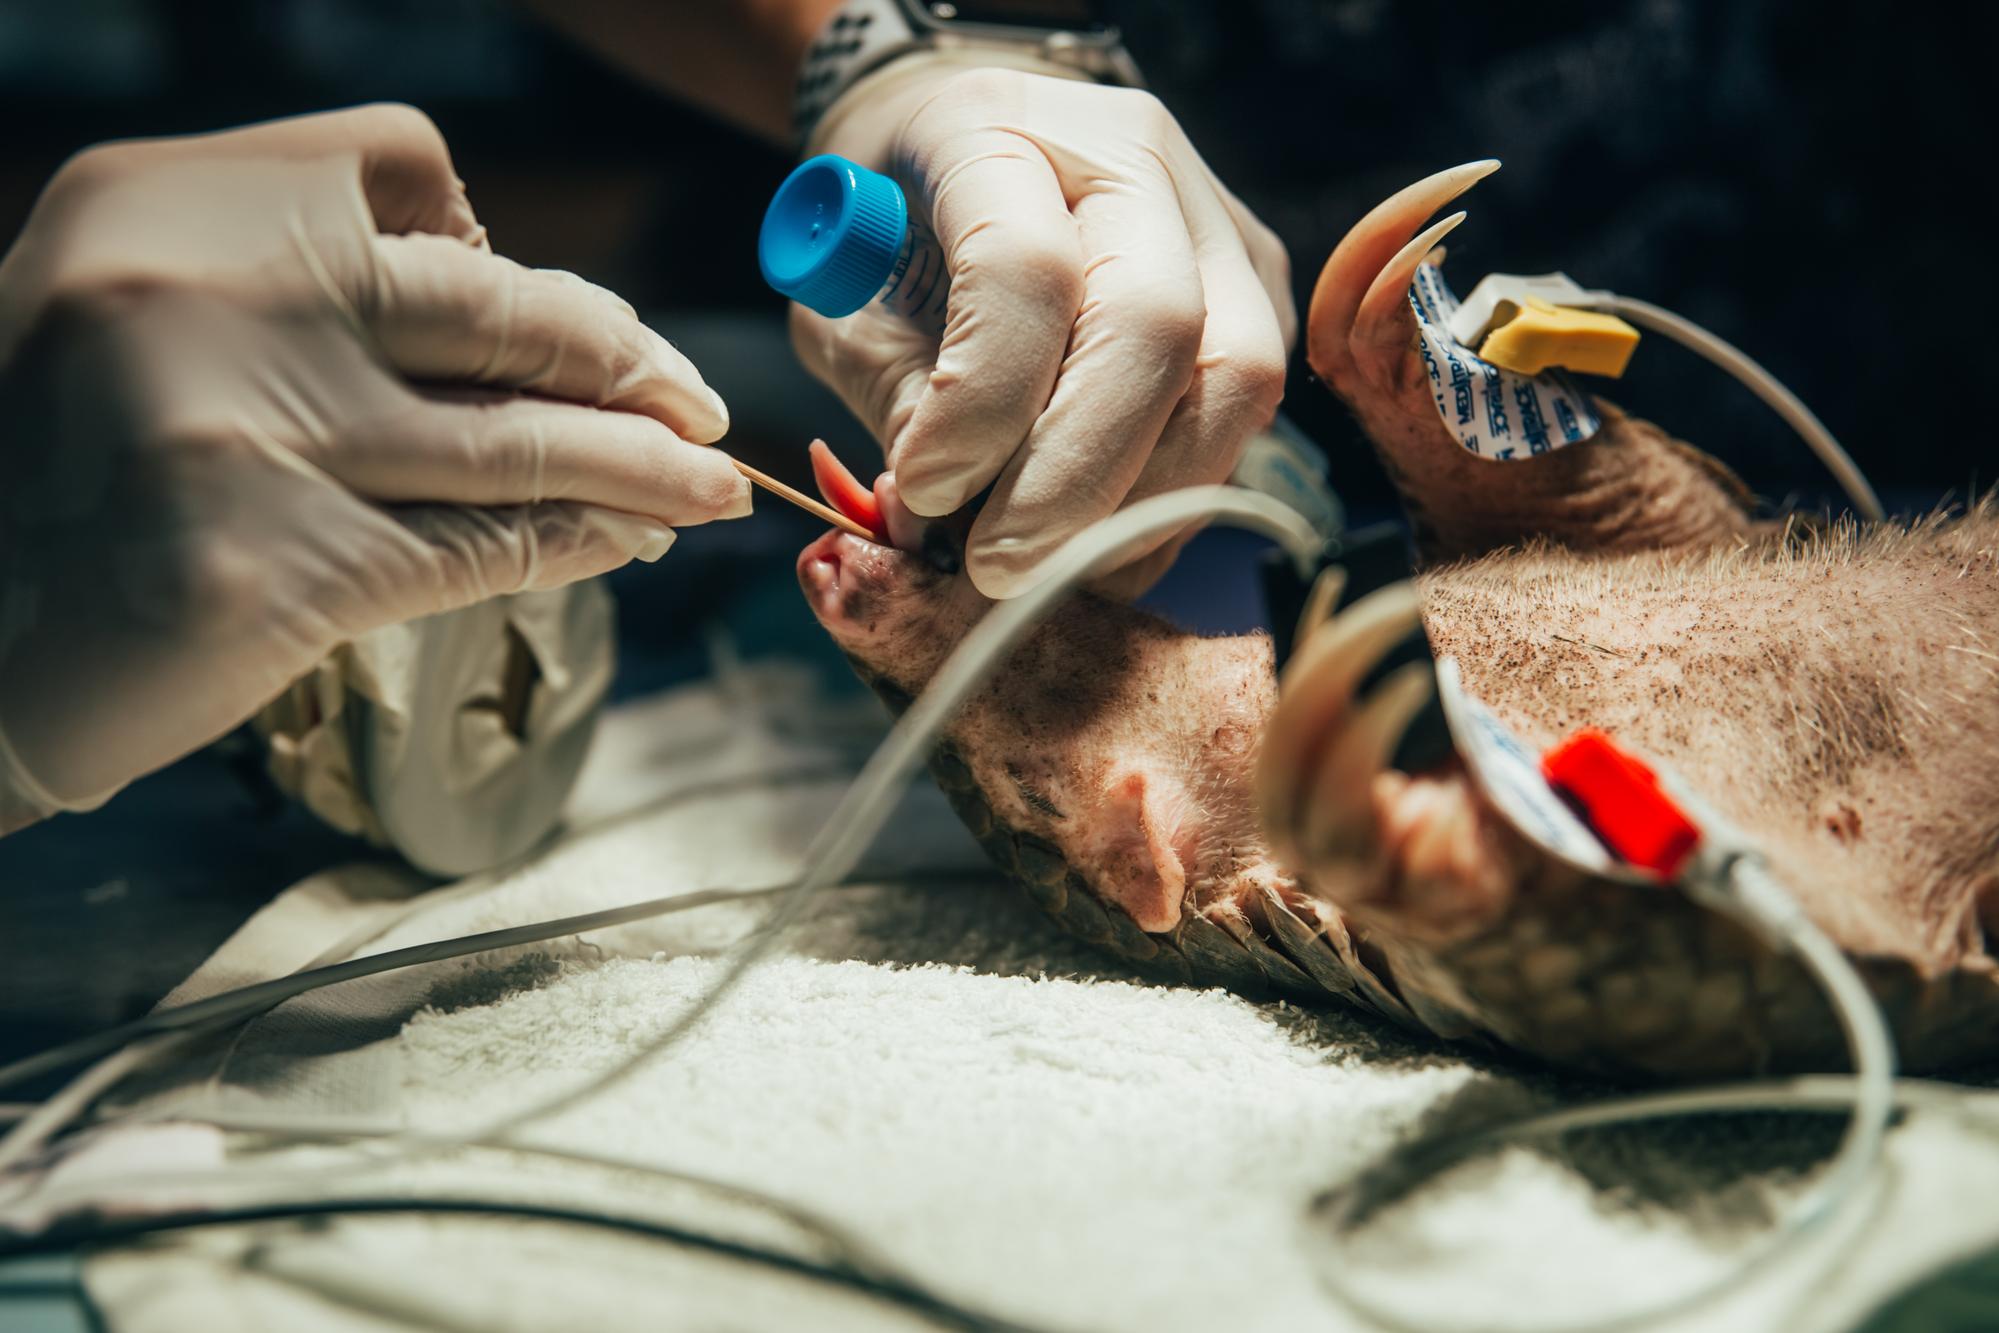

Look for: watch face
[920,1,1113,33]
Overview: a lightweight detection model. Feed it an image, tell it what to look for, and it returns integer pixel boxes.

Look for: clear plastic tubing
[758,153,948,330]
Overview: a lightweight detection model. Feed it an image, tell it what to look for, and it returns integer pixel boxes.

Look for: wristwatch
[793,0,1142,144]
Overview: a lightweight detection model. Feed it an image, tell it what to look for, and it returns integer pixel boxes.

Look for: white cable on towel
[0,881,796,1097]
[1588,293,1885,522]
[1308,858,1899,1333]
[0,882,808,1179]
[0,867,1012,1190]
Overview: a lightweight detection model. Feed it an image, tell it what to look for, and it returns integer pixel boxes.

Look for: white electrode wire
[90,1108,919,1283]
[0,488,1325,1226]
[0,758,891,1099]
[1590,293,1885,522]
[0,868,1005,1201]
[0,882,803,1217]
[1731,861,1897,1236]
[0,1036,184,1176]
[0,1093,1062,1330]
[1310,860,1900,1333]
[98,1069,1987,1320]
[0,883,793,1097]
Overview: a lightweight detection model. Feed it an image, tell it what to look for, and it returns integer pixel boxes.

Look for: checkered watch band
[792,0,922,145]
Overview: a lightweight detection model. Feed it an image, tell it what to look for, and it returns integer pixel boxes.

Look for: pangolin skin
[798,507,1999,1079]
[794,165,1999,1079]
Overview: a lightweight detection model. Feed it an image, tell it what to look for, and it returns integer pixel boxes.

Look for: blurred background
[0,0,1985,506]
[1,0,1990,1066]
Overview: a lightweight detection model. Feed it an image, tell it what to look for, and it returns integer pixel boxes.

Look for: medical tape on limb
[1432,657,1650,883]
[1411,263,1601,460]
[1436,658,1771,914]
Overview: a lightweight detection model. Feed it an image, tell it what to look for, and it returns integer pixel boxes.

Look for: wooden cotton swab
[728,457,873,540]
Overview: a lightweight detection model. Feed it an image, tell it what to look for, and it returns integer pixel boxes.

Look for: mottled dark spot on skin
[1211,721,1250,759]
[920,525,963,574]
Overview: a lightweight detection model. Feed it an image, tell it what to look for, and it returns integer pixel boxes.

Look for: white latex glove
[792,56,1296,598]
[0,104,748,833]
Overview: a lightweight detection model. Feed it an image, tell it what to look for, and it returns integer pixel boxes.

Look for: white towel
[68,660,1999,1333]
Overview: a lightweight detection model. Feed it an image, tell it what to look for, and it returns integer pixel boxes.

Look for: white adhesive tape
[1433,657,1652,883]
[1412,263,1601,459]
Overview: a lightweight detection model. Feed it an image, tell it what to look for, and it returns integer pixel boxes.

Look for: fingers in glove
[365,233,730,442]
[387,501,679,616]
[787,301,936,456]
[1062,149,1289,594]
[1169,126,1296,353]
[159,103,486,246]
[325,389,749,528]
[890,124,1084,516]
[961,155,1205,597]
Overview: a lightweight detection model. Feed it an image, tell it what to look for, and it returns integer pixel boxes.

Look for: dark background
[1,0,1991,1069]
[0,0,1987,508]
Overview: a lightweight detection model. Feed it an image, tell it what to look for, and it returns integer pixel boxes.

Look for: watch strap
[792,0,1141,146]
[794,0,924,145]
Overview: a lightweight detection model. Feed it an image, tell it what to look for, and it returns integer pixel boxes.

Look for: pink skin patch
[1093,771,1195,932]
[796,530,850,622]
[796,530,912,632]
[795,527,983,680]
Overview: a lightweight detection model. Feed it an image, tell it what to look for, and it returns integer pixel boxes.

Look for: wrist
[805,46,1087,156]
[793,0,1137,148]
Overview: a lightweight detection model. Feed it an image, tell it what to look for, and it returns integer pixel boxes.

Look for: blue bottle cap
[759,154,909,319]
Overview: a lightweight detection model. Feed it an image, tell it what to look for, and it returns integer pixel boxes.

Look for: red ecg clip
[1541,728,1702,879]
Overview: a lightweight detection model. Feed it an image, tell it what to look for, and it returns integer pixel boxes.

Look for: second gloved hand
[791,59,1296,598]
[0,105,749,829]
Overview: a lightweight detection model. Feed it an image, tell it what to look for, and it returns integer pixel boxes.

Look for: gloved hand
[790,57,1295,599]
[0,104,748,833]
